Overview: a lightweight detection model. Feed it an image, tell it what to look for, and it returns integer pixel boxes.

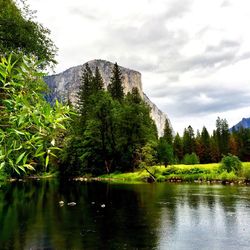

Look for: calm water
[1,180,250,250]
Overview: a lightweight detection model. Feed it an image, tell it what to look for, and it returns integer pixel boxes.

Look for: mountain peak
[231,117,250,131]
[44,60,171,136]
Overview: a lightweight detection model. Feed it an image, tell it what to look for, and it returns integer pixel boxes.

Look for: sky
[27,0,250,134]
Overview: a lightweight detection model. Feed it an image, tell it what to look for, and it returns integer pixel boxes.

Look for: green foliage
[63,67,158,175]
[183,125,195,155]
[163,119,173,145]
[216,117,230,156]
[0,0,57,68]
[220,154,242,173]
[157,138,174,167]
[173,133,183,163]
[242,166,250,181]
[108,62,124,102]
[0,54,70,176]
[183,153,200,165]
[141,143,157,166]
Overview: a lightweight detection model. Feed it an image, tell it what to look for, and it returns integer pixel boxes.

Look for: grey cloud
[68,7,97,20]
[205,40,240,53]
[151,85,250,117]
[221,0,231,8]
[164,0,193,20]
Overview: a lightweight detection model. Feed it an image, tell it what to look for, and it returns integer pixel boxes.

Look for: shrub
[183,153,200,165]
[242,167,250,181]
[220,154,242,173]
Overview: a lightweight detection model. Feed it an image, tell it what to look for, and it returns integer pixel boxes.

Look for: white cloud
[28,0,250,134]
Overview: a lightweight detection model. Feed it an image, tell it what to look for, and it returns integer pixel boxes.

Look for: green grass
[99,163,250,183]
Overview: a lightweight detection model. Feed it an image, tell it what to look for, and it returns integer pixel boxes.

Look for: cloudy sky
[28,0,250,134]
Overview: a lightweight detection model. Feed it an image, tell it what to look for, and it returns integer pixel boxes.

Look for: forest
[1,0,250,181]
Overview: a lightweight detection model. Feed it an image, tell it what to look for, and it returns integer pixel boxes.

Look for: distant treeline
[169,118,250,164]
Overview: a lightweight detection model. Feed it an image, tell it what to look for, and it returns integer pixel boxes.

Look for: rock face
[44,59,171,136]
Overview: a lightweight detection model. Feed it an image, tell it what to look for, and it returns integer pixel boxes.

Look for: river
[0,180,250,249]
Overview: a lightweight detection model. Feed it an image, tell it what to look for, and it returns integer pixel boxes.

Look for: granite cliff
[44,59,171,136]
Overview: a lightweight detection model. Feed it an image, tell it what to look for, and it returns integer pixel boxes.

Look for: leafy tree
[229,134,239,156]
[163,118,173,145]
[0,0,57,68]
[220,154,242,173]
[108,62,124,102]
[157,138,174,167]
[141,143,157,166]
[0,54,70,176]
[183,153,200,165]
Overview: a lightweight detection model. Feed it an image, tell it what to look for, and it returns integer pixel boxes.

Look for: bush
[242,167,250,181]
[183,153,200,165]
[220,154,242,173]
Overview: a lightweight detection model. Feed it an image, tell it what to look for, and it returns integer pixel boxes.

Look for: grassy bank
[99,163,250,184]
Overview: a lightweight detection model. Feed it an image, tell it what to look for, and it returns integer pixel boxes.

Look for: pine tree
[163,118,173,145]
[77,63,93,121]
[92,66,104,92]
[173,133,183,163]
[183,125,195,155]
[215,117,230,156]
[199,126,211,163]
[108,62,124,102]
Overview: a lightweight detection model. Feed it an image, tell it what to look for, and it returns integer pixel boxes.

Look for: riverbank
[97,163,250,184]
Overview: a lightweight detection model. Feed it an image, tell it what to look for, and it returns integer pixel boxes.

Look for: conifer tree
[108,62,124,102]
[77,63,93,120]
[173,133,183,162]
[199,126,211,163]
[215,117,230,156]
[163,118,173,145]
[92,66,104,92]
[183,125,195,155]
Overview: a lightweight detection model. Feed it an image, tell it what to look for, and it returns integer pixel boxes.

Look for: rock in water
[67,202,76,206]
[44,59,172,136]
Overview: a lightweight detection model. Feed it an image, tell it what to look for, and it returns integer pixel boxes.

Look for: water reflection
[0,180,250,249]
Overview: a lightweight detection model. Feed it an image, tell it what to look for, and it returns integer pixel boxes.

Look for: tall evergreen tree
[210,131,220,162]
[215,117,230,156]
[199,126,211,163]
[117,88,157,171]
[183,125,195,155]
[77,63,93,122]
[163,118,173,145]
[108,62,124,102]
[173,133,183,163]
[92,66,104,92]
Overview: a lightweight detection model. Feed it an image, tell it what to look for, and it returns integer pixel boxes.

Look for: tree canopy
[0,0,57,68]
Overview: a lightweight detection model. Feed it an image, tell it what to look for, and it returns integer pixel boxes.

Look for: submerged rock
[67,202,77,206]
[59,201,64,207]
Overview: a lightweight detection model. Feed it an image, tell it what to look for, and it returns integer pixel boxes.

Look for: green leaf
[45,155,49,168]
[23,164,35,171]
[0,162,5,170]
[16,152,26,164]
